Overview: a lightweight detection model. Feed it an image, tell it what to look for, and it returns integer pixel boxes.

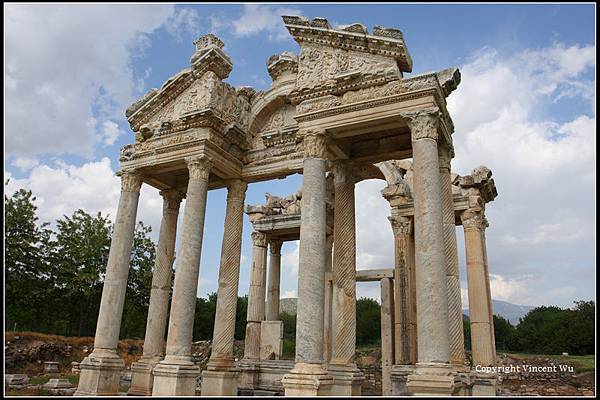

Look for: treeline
[5,185,595,356]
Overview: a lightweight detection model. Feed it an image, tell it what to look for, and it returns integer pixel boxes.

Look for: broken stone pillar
[282,129,333,396]
[152,156,212,396]
[129,189,182,396]
[404,111,455,396]
[461,199,495,368]
[75,171,142,396]
[202,179,248,396]
[328,161,363,396]
[266,239,283,321]
[438,143,466,369]
[380,277,395,396]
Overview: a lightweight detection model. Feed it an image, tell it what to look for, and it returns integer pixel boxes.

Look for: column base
[74,350,125,396]
[282,362,333,396]
[238,359,260,391]
[151,357,200,396]
[407,362,456,396]
[200,358,239,396]
[471,372,499,396]
[128,357,160,396]
[391,364,415,395]
[327,363,364,396]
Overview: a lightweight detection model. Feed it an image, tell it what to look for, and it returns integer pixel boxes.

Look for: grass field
[506,353,595,373]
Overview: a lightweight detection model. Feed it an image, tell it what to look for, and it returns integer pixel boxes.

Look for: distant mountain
[281,297,533,326]
[464,299,535,325]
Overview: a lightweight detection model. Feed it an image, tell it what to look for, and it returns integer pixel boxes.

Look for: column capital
[159,189,184,211]
[251,231,268,248]
[332,160,354,186]
[402,108,440,141]
[118,170,143,193]
[226,179,248,201]
[185,155,212,181]
[388,215,412,236]
[269,239,283,254]
[438,141,455,171]
[301,128,328,159]
[460,208,485,230]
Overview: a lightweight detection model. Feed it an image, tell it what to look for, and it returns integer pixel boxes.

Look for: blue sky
[5,3,596,308]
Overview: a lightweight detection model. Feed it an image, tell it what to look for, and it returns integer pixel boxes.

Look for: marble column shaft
[75,171,142,396]
[266,240,283,321]
[141,190,182,360]
[162,156,211,361]
[295,132,328,365]
[323,234,334,363]
[439,143,466,367]
[129,189,181,396]
[481,225,497,360]
[331,161,357,366]
[380,277,395,396]
[462,207,495,366]
[390,215,417,365]
[93,171,143,352]
[244,231,268,360]
[209,180,248,363]
[409,112,451,364]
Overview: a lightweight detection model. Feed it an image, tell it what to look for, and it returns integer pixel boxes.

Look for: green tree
[463,315,471,351]
[356,297,381,346]
[120,222,156,339]
[514,306,571,354]
[194,293,217,340]
[564,301,595,355]
[235,295,248,340]
[493,315,516,351]
[53,209,112,336]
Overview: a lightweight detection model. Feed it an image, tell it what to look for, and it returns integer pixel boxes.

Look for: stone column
[129,189,182,396]
[461,202,495,367]
[152,156,211,396]
[323,234,334,363]
[75,171,142,396]
[481,220,497,361]
[381,277,395,396]
[404,110,455,396]
[439,143,466,369]
[266,240,283,321]
[282,129,333,396]
[389,215,417,366]
[328,161,363,396]
[202,180,248,396]
[243,231,268,361]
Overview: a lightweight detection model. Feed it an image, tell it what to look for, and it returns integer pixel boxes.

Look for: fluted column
[129,189,182,396]
[405,110,455,396]
[389,215,417,365]
[152,156,211,396]
[202,179,248,396]
[282,129,333,396]
[328,161,363,395]
[439,143,466,368]
[266,240,283,321]
[75,171,142,396]
[461,203,495,367]
[243,231,268,361]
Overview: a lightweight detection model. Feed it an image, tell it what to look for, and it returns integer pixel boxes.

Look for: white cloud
[5,158,163,240]
[11,157,39,172]
[231,4,301,41]
[4,4,188,158]
[164,7,202,42]
[281,241,300,274]
[282,290,297,299]
[100,120,124,146]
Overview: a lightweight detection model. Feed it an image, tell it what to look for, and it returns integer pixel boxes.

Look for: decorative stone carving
[185,156,212,181]
[118,171,143,193]
[404,109,440,141]
[251,231,268,247]
[245,191,303,222]
[302,130,328,159]
[267,52,298,84]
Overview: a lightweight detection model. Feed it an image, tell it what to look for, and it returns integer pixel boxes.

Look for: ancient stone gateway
[75,15,499,397]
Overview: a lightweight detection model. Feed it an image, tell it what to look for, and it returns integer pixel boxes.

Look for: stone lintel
[355,268,395,281]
